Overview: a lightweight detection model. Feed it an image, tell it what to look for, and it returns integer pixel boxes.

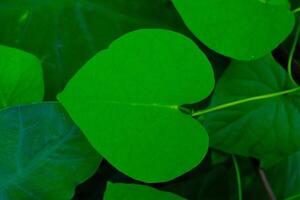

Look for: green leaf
[0,0,186,99]
[162,159,239,200]
[172,0,295,60]
[58,29,214,183]
[204,55,300,162]
[0,102,102,199]
[0,45,43,109]
[262,151,300,199]
[104,182,185,200]
[244,151,300,200]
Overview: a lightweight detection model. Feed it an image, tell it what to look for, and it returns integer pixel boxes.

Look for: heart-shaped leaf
[172,0,295,60]
[58,29,214,183]
[0,0,186,99]
[104,182,185,200]
[204,55,300,162]
[0,45,43,109]
[0,102,102,199]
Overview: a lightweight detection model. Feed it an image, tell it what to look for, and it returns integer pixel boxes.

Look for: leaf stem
[257,168,277,200]
[232,155,242,200]
[192,9,300,117]
[285,193,300,200]
[192,87,300,117]
[287,22,300,86]
[293,7,300,14]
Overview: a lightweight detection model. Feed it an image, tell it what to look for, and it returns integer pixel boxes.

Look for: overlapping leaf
[172,0,295,60]
[204,55,300,162]
[0,0,186,99]
[58,29,215,183]
[0,103,102,199]
[0,45,43,109]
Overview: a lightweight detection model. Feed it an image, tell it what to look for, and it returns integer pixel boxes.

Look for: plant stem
[285,193,300,200]
[257,168,277,200]
[293,7,300,14]
[287,23,300,86]
[192,87,300,117]
[232,155,242,200]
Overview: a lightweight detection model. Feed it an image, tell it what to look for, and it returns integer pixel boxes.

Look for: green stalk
[286,193,300,200]
[232,155,242,200]
[293,7,300,14]
[287,23,300,86]
[192,87,300,117]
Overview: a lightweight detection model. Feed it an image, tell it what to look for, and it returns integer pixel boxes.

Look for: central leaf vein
[87,100,179,110]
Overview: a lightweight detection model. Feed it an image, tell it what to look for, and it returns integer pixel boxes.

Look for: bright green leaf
[172,0,295,60]
[58,29,214,183]
[0,0,187,99]
[104,182,185,200]
[0,45,44,109]
[204,55,300,162]
[0,102,102,199]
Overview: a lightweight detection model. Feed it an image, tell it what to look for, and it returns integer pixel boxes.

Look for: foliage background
[0,0,300,199]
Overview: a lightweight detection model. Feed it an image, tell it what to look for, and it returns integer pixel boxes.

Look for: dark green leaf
[0,102,102,199]
[162,160,239,200]
[267,151,300,199]
[58,29,214,183]
[0,0,186,99]
[204,55,300,162]
[246,151,300,200]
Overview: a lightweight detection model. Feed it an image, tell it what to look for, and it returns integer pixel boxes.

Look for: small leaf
[0,45,44,109]
[104,182,185,200]
[58,29,214,183]
[204,55,300,162]
[0,102,102,199]
[172,0,295,60]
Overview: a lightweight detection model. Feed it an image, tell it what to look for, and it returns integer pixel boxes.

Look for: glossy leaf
[0,0,186,99]
[58,29,214,183]
[0,102,102,199]
[0,45,43,109]
[172,0,295,60]
[204,55,300,162]
[104,182,185,200]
